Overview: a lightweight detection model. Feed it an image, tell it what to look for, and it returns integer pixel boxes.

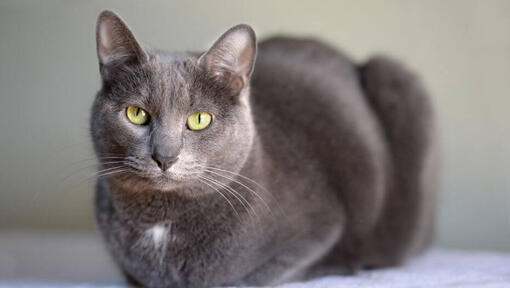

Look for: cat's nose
[151,153,178,171]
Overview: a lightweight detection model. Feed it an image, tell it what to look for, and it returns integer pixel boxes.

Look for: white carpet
[1,231,509,287]
[277,250,510,288]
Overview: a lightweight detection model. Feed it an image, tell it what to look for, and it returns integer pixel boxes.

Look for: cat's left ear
[198,24,257,93]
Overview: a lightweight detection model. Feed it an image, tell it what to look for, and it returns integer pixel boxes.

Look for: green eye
[126,106,150,125]
[187,111,212,131]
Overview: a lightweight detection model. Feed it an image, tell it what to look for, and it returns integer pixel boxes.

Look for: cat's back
[253,37,358,103]
[251,37,375,134]
[251,36,386,167]
[256,36,356,78]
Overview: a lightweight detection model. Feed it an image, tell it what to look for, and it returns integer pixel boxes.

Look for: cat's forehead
[150,52,194,93]
[122,52,198,110]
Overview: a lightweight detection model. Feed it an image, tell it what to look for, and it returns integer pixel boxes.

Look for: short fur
[91,11,439,288]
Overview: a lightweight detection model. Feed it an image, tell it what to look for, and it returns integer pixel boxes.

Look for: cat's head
[90,11,257,193]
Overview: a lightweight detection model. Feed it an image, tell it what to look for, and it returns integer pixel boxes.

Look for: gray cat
[91,10,438,288]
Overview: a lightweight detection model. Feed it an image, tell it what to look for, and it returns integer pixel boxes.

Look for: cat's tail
[358,56,440,266]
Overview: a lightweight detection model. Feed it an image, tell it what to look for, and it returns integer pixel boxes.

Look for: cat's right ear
[96,10,148,79]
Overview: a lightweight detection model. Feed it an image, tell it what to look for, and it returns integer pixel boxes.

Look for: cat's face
[91,11,257,192]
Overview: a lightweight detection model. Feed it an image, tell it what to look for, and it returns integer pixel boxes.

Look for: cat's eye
[187,112,212,131]
[126,106,150,125]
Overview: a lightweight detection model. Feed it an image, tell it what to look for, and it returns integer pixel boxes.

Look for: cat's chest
[109,215,238,266]
[118,220,197,257]
[109,220,204,274]
[138,222,176,250]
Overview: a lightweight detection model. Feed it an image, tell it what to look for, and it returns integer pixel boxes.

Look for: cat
[91,10,439,288]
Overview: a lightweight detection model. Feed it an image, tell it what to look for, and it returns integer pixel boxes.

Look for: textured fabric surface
[1,232,509,287]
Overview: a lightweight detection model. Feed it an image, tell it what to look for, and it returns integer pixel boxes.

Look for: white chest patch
[145,223,171,248]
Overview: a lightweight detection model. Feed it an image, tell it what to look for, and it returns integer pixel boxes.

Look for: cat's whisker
[200,165,271,195]
[57,158,116,171]
[197,165,288,219]
[197,177,240,219]
[97,168,130,178]
[56,160,128,183]
[56,164,102,186]
[54,167,129,195]
[202,168,272,215]
[201,172,261,220]
[100,161,129,165]
[93,165,127,176]
[200,174,259,222]
[97,153,128,157]
[201,174,253,215]
[98,157,128,160]
[63,158,101,165]
[198,175,265,234]
[196,165,281,216]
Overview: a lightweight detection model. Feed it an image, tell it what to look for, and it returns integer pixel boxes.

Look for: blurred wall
[0,0,509,251]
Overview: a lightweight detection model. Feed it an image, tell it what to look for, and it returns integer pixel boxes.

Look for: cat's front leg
[237,224,342,286]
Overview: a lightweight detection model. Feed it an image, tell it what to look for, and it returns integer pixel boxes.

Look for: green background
[0,0,509,251]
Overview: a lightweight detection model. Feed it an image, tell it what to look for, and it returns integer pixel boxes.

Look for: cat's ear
[96,10,148,76]
[198,24,257,93]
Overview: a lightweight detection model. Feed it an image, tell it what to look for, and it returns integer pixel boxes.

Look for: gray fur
[91,10,439,288]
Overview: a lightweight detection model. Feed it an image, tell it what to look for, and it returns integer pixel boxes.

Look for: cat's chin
[146,178,209,197]
[108,171,197,192]
[140,174,192,190]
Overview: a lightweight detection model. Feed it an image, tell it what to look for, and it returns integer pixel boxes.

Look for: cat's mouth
[135,162,206,189]
[99,156,204,190]
[104,168,201,192]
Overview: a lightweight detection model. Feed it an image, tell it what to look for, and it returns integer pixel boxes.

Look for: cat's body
[92,11,438,288]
